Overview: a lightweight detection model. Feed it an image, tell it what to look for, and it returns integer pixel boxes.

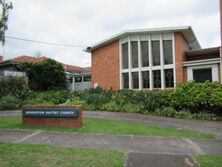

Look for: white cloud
[0,0,220,66]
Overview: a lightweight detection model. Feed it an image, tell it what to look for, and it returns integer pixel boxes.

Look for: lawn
[0,117,214,138]
[195,155,222,167]
[0,142,124,167]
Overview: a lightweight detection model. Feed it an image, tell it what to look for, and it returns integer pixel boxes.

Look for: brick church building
[85,26,221,90]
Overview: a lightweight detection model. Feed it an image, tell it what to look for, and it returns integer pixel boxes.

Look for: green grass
[0,117,214,138]
[195,155,222,167]
[0,142,124,167]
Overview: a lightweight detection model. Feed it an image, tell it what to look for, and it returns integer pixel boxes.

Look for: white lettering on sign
[60,111,73,115]
[26,111,44,114]
[46,111,59,114]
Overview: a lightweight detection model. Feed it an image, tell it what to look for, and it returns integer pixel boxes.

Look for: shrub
[143,91,165,112]
[20,59,67,91]
[65,96,86,106]
[154,107,176,117]
[28,90,70,105]
[0,95,20,110]
[171,81,222,115]
[0,76,30,100]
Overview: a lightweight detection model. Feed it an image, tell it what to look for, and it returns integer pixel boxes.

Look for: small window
[75,76,82,83]
[141,41,149,67]
[152,41,160,66]
[131,41,138,68]
[163,40,173,65]
[193,68,212,83]
[123,73,129,88]
[83,76,91,82]
[122,43,129,69]
[132,72,139,89]
[153,70,161,88]
[142,71,149,89]
[164,69,174,88]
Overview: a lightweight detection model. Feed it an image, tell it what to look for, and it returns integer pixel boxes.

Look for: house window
[193,68,212,83]
[141,41,149,67]
[153,70,161,88]
[152,41,160,66]
[123,73,129,88]
[163,40,173,65]
[83,76,91,82]
[131,41,138,68]
[122,43,128,69]
[164,69,174,88]
[132,72,139,89]
[142,71,149,88]
[75,76,82,83]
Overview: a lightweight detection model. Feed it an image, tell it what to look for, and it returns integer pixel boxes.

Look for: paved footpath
[1,128,222,167]
[1,110,222,166]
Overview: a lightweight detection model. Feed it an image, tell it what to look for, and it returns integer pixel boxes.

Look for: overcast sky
[0,0,220,67]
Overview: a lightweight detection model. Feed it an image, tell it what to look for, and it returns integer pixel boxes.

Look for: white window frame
[119,33,175,90]
[187,64,219,82]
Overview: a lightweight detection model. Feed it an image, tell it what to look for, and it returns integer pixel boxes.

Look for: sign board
[23,108,78,117]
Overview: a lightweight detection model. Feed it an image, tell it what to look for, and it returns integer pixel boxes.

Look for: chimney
[0,56,3,62]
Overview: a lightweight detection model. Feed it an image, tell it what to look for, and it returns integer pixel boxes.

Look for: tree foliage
[20,58,67,91]
[0,0,12,45]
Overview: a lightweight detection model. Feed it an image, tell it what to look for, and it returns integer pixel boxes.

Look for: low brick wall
[22,105,82,128]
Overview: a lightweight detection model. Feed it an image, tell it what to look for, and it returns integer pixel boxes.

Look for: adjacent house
[0,55,91,91]
[85,26,222,90]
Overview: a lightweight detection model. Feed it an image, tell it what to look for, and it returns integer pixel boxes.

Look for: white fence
[0,70,26,77]
[67,81,91,91]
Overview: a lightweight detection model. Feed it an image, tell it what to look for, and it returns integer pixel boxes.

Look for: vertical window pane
[141,41,149,67]
[163,40,173,65]
[193,69,212,83]
[152,41,160,66]
[123,73,129,88]
[122,43,128,69]
[165,69,174,88]
[153,70,161,88]
[131,41,138,68]
[142,71,150,89]
[132,72,139,89]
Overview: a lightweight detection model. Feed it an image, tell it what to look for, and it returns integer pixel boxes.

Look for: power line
[5,35,86,48]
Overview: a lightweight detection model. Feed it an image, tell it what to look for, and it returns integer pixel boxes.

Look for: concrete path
[1,129,222,155]
[1,110,222,139]
[126,153,200,167]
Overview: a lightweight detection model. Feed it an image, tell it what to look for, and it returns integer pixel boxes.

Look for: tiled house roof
[5,55,91,73]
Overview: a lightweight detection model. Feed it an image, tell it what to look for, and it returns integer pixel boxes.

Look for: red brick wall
[22,105,82,128]
[0,56,2,62]
[91,40,120,90]
[174,32,189,82]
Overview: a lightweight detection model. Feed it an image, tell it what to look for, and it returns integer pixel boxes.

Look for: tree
[0,0,12,45]
[20,58,67,91]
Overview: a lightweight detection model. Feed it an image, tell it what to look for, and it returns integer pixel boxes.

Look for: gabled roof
[85,26,201,52]
[0,55,91,73]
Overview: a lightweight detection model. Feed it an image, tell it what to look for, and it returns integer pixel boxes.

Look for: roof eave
[85,26,200,52]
